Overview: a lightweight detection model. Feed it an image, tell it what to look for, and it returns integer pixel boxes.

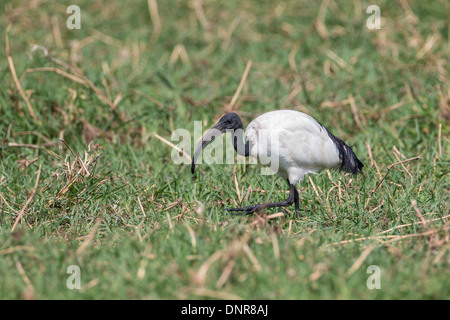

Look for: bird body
[245,110,341,185]
[191,110,363,215]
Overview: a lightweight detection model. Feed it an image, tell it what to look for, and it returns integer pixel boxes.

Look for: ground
[0,0,449,299]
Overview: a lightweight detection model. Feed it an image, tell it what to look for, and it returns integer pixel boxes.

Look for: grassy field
[0,0,449,300]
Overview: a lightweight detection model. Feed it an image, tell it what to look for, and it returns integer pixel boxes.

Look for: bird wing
[245,110,341,184]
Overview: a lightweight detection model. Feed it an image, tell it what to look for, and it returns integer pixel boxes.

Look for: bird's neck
[232,128,250,157]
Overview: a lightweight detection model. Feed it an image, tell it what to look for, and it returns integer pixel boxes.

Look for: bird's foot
[227,204,261,215]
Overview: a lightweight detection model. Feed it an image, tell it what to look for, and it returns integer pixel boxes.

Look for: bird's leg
[280,180,300,217]
[287,179,300,217]
[293,185,300,217]
[228,183,296,215]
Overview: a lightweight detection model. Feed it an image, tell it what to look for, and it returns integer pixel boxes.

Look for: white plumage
[245,110,341,185]
[191,110,363,215]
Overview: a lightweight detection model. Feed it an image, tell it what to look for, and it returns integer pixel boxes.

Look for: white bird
[191,110,363,215]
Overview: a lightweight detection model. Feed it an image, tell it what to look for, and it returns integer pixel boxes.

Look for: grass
[0,0,449,299]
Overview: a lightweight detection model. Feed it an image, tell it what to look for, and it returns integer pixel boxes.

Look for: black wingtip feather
[325,129,364,174]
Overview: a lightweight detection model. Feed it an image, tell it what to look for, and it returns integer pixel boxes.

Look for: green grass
[0,0,449,299]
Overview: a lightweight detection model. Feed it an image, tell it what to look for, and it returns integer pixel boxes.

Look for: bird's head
[191,113,243,174]
[214,112,243,131]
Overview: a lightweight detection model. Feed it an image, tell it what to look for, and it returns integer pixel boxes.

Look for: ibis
[191,110,363,215]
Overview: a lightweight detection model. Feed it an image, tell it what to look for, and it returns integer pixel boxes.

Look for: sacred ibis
[191,110,363,215]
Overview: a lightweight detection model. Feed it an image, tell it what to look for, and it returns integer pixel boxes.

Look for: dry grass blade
[178,202,189,222]
[365,141,382,179]
[416,33,440,60]
[148,0,162,42]
[169,44,190,65]
[166,212,173,232]
[153,132,192,163]
[378,214,450,235]
[347,94,363,130]
[15,157,42,170]
[392,146,413,184]
[266,212,285,220]
[194,233,256,288]
[382,227,450,244]
[8,142,58,149]
[233,165,242,203]
[437,123,442,157]
[192,0,211,40]
[16,261,35,300]
[194,251,223,286]
[1,245,35,255]
[328,223,450,247]
[215,259,236,289]
[326,49,350,70]
[225,60,252,113]
[411,199,427,226]
[22,46,121,114]
[21,67,86,85]
[0,192,18,214]
[55,174,80,198]
[76,218,102,257]
[5,24,39,122]
[137,195,147,217]
[76,72,118,111]
[49,141,103,205]
[308,176,322,203]
[11,163,42,232]
[221,16,241,50]
[379,101,405,116]
[242,243,262,272]
[365,156,420,208]
[271,231,280,261]
[164,198,183,211]
[184,221,197,252]
[315,0,329,39]
[346,244,376,276]
[51,15,63,47]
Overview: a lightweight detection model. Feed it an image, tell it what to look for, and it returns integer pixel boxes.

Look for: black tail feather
[340,143,364,174]
[326,129,364,174]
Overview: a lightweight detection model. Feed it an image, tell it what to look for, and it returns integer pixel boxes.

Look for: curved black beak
[191,122,227,174]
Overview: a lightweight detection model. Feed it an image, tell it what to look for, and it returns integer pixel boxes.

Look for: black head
[215,113,244,131]
[191,113,244,174]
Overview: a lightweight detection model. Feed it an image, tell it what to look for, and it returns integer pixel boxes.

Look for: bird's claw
[227,204,261,215]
